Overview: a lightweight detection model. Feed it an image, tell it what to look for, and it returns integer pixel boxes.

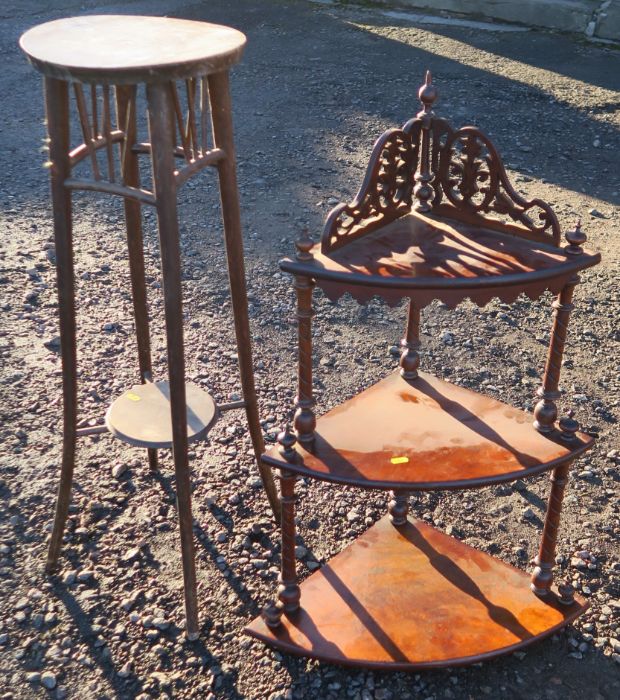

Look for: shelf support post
[533,275,578,433]
[278,468,301,614]
[400,299,420,379]
[530,460,572,598]
[263,431,301,629]
[293,234,316,445]
[388,490,410,526]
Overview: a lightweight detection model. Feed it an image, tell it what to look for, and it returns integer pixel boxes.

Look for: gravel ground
[1,1,619,698]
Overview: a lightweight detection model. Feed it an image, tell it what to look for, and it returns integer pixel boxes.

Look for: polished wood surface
[246,516,586,669]
[105,381,217,449]
[281,212,600,308]
[263,371,592,489]
[20,16,246,83]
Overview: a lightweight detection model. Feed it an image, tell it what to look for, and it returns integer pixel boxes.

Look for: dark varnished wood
[534,278,577,433]
[246,516,587,669]
[256,72,600,670]
[20,16,246,84]
[44,78,77,574]
[24,16,279,640]
[105,381,217,449]
[531,461,572,596]
[280,211,600,309]
[262,371,592,490]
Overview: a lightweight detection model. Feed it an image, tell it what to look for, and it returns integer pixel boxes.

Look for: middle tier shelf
[263,371,592,490]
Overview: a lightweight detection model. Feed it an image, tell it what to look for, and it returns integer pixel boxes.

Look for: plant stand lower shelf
[246,515,586,670]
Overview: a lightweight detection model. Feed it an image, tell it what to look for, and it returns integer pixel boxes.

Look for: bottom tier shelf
[246,516,586,670]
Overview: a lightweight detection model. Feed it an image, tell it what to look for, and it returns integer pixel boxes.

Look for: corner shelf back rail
[321,72,561,253]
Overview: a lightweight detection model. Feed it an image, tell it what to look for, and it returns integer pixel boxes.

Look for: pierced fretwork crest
[437,127,560,245]
[321,73,562,252]
[322,124,421,253]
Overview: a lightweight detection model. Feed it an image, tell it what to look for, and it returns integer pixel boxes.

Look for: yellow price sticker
[390,456,409,465]
[126,392,141,402]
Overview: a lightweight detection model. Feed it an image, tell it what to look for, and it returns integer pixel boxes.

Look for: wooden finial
[558,580,575,606]
[262,600,283,628]
[295,228,314,261]
[565,219,586,255]
[418,70,438,113]
[558,409,579,443]
[277,425,298,462]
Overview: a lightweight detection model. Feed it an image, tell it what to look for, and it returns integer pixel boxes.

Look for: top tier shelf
[281,210,600,308]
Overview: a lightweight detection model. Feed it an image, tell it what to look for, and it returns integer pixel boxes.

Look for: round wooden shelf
[20,15,246,84]
[105,381,217,449]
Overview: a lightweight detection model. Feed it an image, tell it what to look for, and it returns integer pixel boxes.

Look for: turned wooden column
[533,276,578,433]
[388,491,410,526]
[413,71,437,212]
[400,299,420,379]
[293,233,316,445]
[263,429,300,628]
[531,461,571,597]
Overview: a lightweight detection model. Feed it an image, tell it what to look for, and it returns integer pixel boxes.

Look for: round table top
[20,15,246,84]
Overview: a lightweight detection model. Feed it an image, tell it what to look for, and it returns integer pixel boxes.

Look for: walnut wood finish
[293,270,316,445]
[247,516,587,669]
[281,212,600,309]
[44,77,77,574]
[399,300,420,379]
[20,16,246,84]
[22,15,279,640]
[115,84,158,471]
[534,278,577,433]
[531,461,572,596]
[262,371,593,490]
[277,469,301,615]
[253,72,600,669]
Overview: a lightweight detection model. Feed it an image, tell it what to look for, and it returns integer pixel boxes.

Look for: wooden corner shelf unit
[246,73,601,669]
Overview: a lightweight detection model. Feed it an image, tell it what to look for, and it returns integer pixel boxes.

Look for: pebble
[122,548,141,563]
[25,672,40,684]
[111,462,129,478]
[62,571,76,586]
[117,662,132,678]
[41,672,57,690]
[440,330,454,345]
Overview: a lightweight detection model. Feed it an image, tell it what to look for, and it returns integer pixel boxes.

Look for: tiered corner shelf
[246,73,601,669]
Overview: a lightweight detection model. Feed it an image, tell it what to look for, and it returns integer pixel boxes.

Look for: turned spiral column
[531,461,571,597]
[400,299,420,379]
[263,428,301,628]
[533,276,578,433]
[388,491,410,526]
[293,233,316,445]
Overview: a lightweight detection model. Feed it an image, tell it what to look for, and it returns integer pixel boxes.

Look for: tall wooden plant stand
[246,73,602,668]
[20,15,279,640]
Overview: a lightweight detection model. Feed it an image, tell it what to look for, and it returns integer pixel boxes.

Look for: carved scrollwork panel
[437,127,560,245]
[321,126,420,253]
